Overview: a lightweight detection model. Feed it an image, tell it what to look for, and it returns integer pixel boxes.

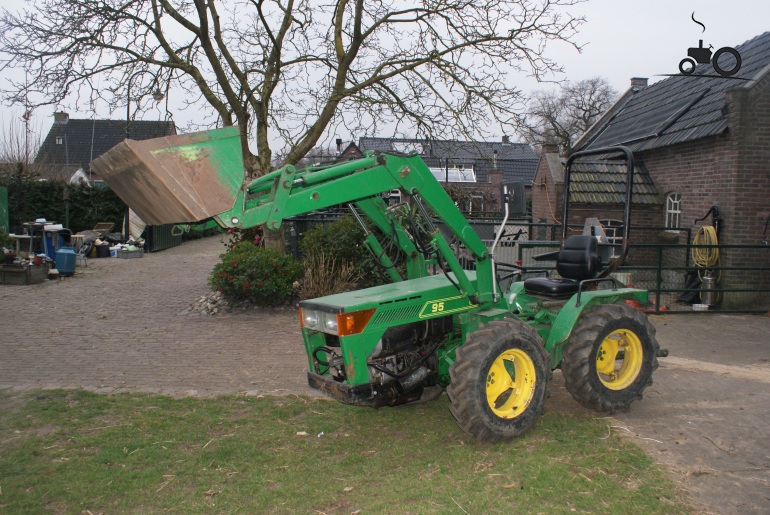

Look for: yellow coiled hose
[692,225,721,304]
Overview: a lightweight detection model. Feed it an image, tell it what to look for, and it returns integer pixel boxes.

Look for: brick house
[573,32,770,247]
[354,136,538,214]
[36,112,176,185]
[533,32,770,307]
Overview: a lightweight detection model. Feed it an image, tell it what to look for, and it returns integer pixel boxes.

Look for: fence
[285,214,770,313]
[144,224,183,253]
[517,223,770,314]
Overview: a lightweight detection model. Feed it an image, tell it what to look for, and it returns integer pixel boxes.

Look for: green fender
[544,288,648,368]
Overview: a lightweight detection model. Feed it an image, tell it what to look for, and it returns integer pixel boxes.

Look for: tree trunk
[262,227,286,252]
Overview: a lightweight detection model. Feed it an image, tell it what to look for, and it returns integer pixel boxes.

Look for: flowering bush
[209,242,303,306]
[222,226,263,250]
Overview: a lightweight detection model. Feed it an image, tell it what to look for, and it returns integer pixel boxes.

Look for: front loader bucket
[90,127,244,225]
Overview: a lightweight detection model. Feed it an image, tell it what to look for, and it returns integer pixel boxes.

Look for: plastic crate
[117,248,144,259]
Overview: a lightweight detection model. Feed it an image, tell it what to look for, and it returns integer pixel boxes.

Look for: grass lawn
[0,390,689,514]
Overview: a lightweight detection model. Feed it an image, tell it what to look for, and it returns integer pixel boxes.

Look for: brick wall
[635,75,770,307]
[729,73,770,247]
[637,134,737,241]
[448,169,506,213]
[635,74,769,248]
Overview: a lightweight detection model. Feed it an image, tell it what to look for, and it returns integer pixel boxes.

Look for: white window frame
[666,192,682,229]
[429,164,477,183]
[598,219,624,258]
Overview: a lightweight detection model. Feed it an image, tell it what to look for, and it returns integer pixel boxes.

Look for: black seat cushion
[523,236,599,297]
[556,235,600,281]
[524,277,579,297]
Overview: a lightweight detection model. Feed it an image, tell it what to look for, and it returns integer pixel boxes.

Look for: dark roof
[569,161,661,205]
[358,136,538,182]
[36,117,177,171]
[580,32,770,152]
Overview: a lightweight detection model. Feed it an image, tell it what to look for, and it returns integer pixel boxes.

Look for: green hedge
[1,178,125,233]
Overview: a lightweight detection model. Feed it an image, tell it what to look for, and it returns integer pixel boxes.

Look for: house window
[666,192,682,228]
[56,136,64,145]
[599,219,624,257]
[429,164,477,183]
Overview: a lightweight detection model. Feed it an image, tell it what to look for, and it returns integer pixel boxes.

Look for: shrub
[299,250,361,300]
[298,215,398,289]
[209,242,303,306]
[222,226,263,250]
[0,230,14,250]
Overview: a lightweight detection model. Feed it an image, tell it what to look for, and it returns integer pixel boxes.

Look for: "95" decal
[418,295,473,318]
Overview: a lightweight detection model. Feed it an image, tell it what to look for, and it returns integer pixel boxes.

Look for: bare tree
[1,0,584,176]
[520,76,617,155]
[0,112,42,180]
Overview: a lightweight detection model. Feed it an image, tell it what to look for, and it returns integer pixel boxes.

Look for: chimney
[502,135,510,144]
[53,111,69,124]
[630,77,648,90]
[541,142,559,155]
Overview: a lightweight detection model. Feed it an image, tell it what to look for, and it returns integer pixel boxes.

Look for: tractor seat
[524,235,600,297]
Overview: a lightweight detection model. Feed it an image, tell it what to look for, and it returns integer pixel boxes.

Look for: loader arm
[219,152,495,303]
[91,127,497,305]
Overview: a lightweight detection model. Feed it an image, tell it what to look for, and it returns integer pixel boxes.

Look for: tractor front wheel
[562,303,659,413]
[447,320,550,442]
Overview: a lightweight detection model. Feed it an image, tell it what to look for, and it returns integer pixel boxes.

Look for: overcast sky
[1,0,768,148]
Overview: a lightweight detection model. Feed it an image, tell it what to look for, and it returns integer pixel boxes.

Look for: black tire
[446,320,550,442]
[713,47,742,77]
[80,240,94,257]
[562,303,659,413]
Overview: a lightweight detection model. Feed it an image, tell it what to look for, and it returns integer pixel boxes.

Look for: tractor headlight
[299,306,376,336]
[323,313,339,333]
[302,309,320,329]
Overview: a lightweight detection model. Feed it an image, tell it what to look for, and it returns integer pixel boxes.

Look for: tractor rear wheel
[562,303,659,412]
[447,320,550,442]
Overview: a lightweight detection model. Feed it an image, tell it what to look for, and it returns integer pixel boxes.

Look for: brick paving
[3,236,770,511]
[0,236,312,397]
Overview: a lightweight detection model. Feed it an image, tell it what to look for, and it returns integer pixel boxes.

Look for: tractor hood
[300,273,478,329]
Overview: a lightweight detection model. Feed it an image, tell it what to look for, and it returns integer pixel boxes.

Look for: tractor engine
[306,312,452,403]
[366,316,453,393]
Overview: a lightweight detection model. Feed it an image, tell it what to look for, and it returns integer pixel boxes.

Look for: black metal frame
[562,146,635,275]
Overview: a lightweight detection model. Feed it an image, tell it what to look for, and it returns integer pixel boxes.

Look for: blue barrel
[56,247,77,276]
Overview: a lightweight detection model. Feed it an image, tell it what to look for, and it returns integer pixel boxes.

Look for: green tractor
[92,128,659,442]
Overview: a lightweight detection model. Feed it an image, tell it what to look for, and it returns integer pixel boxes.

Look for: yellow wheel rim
[596,329,643,390]
[486,349,537,419]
